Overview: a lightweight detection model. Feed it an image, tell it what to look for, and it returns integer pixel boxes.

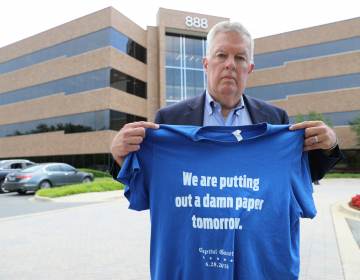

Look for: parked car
[3,163,94,194]
[0,159,36,193]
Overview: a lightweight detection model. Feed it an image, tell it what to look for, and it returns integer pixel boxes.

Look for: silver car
[3,163,93,194]
[0,159,36,192]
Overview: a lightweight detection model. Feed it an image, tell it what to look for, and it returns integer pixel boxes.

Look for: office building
[0,7,358,170]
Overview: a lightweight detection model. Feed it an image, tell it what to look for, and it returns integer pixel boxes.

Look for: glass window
[166,68,182,101]
[0,27,147,75]
[95,110,110,131]
[128,40,147,63]
[17,153,112,172]
[255,36,360,69]
[1,111,97,137]
[0,110,146,137]
[110,28,147,63]
[110,69,147,98]
[166,35,181,67]
[23,165,42,172]
[0,68,110,106]
[185,70,205,99]
[245,73,360,101]
[184,37,204,69]
[165,33,206,104]
[110,110,146,131]
[60,164,76,172]
[134,79,146,98]
[10,163,22,169]
[46,165,63,172]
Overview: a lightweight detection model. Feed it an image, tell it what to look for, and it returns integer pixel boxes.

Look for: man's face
[203,32,254,110]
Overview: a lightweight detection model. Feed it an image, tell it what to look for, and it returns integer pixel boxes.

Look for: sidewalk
[300,179,360,280]
[33,179,360,280]
[34,190,124,203]
[331,200,360,279]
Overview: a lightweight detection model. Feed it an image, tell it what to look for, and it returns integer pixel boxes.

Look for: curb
[34,194,54,202]
[33,190,124,203]
[331,201,360,280]
[339,202,360,219]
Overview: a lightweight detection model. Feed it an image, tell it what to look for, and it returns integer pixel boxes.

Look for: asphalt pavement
[0,191,93,219]
[0,179,359,280]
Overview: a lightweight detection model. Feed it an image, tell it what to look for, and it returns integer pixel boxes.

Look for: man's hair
[206,21,254,63]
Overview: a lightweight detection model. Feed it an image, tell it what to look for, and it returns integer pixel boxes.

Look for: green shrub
[79,168,111,178]
[325,173,360,178]
[36,178,123,198]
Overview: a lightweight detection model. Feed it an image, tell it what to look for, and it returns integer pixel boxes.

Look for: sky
[0,0,359,48]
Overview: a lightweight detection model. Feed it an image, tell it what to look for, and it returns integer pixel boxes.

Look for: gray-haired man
[110,21,342,181]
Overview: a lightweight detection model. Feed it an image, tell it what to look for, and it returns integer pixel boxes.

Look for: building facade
[247,18,360,170]
[0,7,359,170]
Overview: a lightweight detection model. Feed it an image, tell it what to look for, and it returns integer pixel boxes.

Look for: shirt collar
[205,90,245,116]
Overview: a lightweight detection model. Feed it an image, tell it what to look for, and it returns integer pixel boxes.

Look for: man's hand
[289,121,337,152]
[110,121,159,166]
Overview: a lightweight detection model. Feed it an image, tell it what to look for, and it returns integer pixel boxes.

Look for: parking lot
[0,192,93,219]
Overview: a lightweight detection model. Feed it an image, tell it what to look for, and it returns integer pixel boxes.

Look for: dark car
[3,163,94,194]
[0,159,36,193]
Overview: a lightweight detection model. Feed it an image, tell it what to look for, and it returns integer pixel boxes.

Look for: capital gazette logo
[199,248,234,270]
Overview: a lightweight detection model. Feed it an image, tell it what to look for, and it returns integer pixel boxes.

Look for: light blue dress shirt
[203,91,253,126]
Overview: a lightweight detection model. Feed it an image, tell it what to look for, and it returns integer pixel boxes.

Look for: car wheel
[82,177,92,183]
[39,180,52,189]
[0,179,5,193]
[17,190,27,195]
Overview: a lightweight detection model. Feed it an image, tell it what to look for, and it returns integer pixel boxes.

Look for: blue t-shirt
[117,123,317,280]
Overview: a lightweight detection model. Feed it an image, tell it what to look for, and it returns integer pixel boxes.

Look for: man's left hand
[289,121,337,152]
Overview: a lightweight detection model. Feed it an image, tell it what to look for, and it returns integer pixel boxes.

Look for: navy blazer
[155,93,288,125]
[154,93,342,182]
[110,93,342,181]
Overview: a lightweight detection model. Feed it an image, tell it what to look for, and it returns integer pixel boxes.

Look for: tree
[294,111,333,127]
[349,114,360,147]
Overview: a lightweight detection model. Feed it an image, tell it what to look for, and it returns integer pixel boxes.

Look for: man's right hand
[110,121,159,166]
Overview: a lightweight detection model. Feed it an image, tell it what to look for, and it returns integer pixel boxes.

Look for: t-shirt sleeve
[291,152,317,219]
[116,152,149,211]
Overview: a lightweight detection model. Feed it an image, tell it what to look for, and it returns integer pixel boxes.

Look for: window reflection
[166,68,182,101]
[186,70,204,99]
[110,111,146,131]
[1,67,147,106]
[0,27,147,75]
[166,36,181,67]
[17,153,112,171]
[1,110,146,137]
[184,37,203,69]
[1,68,110,106]
[165,33,206,105]
[110,69,147,98]
[110,29,146,63]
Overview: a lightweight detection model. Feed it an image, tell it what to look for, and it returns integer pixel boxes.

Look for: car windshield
[21,165,42,173]
[0,162,9,168]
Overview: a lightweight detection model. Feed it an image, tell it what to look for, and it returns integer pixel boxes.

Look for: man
[110,21,342,181]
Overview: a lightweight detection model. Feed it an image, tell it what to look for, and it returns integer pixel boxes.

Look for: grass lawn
[36,177,124,198]
[78,168,111,178]
[325,173,360,179]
